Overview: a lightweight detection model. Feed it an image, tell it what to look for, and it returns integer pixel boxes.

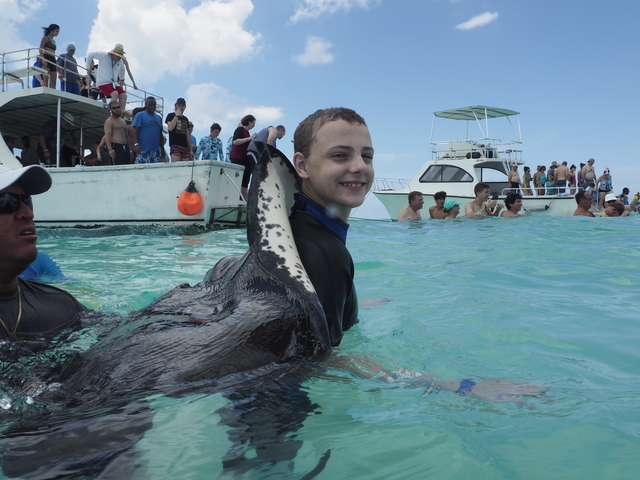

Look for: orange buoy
[177,180,203,216]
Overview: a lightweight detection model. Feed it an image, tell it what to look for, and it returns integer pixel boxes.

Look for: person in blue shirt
[132,97,166,164]
[19,251,64,280]
[195,123,225,161]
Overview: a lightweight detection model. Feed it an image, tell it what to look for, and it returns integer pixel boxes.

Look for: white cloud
[183,82,283,136]
[87,0,261,85]
[292,36,334,66]
[0,0,47,55]
[455,12,499,30]
[290,0,380,24]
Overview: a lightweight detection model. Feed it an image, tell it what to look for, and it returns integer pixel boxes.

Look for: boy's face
[293,119,374,222]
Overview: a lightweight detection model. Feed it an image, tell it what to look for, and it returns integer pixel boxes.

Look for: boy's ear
[293,152,310,179]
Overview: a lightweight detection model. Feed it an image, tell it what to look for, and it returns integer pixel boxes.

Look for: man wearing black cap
[165,98,193,162]
[0,163,86,339]
[57,44,81,95]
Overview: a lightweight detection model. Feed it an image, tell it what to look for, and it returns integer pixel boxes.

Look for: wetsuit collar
[293,194,349,242]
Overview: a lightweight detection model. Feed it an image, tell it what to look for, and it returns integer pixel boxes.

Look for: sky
[2,0,639,219]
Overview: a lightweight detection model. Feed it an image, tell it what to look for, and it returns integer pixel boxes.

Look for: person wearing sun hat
[443,198,461,219]
[85,43,138,110]
[37,111,77,166]
[0,162,86,339]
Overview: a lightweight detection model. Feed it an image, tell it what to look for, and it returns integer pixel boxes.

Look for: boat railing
[501,186,578,197]
[431,139,522,163]
[1,47,164,114]
[373,178,411,191]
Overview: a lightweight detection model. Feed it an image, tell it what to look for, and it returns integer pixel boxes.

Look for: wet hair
[210,123,221,132]
[505,192,522,210]
[294,107,367,158]
[241,115,255,127]
[611,202,625,216]
[42,24,60,35]
[474,182,490,195]
[524,166,530,172]
[434,191,447,201]
[575,190,590,204]
[408,191,423,203]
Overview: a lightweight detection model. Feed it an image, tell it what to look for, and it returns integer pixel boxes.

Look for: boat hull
[34,161,246,228]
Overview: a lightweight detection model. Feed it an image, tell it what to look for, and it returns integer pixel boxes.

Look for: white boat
[373,106,578,218]
[1,48,246,228]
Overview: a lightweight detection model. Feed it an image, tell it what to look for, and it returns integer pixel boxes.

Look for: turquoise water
[3,215,640,479]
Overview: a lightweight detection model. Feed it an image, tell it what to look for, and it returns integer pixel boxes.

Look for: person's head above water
[292,107,374,223]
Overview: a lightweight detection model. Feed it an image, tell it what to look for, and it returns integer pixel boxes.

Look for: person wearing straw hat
[0,163,86,339]
[85,44,138,110]
[37,112,77,166]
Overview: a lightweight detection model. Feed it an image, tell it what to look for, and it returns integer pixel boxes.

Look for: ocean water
[2,215,640,479]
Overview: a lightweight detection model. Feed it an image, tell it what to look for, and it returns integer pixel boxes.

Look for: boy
[290,108,374,346]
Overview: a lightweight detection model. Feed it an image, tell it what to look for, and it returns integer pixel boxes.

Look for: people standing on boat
[443,199,461,219]
[19,136,39,167]
[398,191,424,221]
[188,122,198,157]
[132,97,166,164]
[547,161,558,180]
[37,112,76,166]
[56,44,81,95]
[538,167,547,196]
[580,158,596,189]
[555,161,570,195]
[596,168,613,210]
[104,101,134,165]
[230,115,257,201]
[522,166,533,196]
[39,24,59,89]
[508,165,521,191]
[0,164,86,340]
[247,125,286,166]
[533,166,543,196]
[465,183,503,217]
[428,191,447,219]
[545,174,556,195]
[165,98,193,162]
[195,123,225,161]
[573,190,595,217]
[85,44,137,110]
[569,165,578,195]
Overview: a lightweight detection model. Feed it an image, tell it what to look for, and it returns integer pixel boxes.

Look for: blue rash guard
[19,251,64,281]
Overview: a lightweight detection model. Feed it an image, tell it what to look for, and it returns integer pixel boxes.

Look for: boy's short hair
[612,202,625,215]
[434,191,447,201]
[210,123,221,132]
[408,191,422,203]
[474,182,490,195]
[241,115,255,127]
[294,107,367,158]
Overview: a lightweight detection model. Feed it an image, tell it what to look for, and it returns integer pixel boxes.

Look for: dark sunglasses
[0,192,33,214]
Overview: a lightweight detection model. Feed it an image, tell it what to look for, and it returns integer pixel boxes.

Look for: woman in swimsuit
[569,164,577,195]
[39,23,60,89]
[522,166,533,196]
[596,168,613,210]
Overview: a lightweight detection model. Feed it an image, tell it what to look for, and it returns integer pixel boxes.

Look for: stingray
[0,145,334,479]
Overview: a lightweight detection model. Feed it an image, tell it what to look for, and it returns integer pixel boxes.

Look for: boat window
[419,165,473,183]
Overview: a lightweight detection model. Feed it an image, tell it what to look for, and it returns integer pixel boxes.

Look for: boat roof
[0,87,110,148]
[433,106,519,121]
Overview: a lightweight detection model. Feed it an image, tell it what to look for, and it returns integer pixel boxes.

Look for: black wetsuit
[289,195,358,347]
[0,278,86,340]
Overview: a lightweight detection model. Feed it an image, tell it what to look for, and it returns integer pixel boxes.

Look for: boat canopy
[433,106,519,121]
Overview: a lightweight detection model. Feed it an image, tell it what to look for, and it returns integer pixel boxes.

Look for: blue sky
[2,0,639,218]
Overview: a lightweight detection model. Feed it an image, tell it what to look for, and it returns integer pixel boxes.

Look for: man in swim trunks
[428,190,447,219]
[290,107,373,346]
[165,98,193,162]
[573,190,595,217]
[398,191,424,221]
[85,44,138,110]
[465,182,503,217]
[0,164,86,340]
[580,158,596,189]
[104,101,133,164]
[133,97,166,164]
